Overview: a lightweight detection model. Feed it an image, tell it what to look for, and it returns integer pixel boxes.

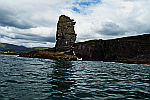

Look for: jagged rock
[19,15,77,61]
[55,15,77,55]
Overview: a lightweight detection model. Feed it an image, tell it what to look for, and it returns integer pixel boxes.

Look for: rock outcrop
[55,15,77,55]
[19,15,77,61]
[74,34,150,64]
[19,50,77,61]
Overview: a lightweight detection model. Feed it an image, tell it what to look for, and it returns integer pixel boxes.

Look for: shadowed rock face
[55,15,77,55]
[74,34,150,61]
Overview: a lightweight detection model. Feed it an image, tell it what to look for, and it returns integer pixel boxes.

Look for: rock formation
[55,15,77,55]
[18,15,150,64]
[19,15,77,61]
[74,34,150,64]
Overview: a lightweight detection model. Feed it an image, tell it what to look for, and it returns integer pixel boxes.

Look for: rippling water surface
[0,54,150,100]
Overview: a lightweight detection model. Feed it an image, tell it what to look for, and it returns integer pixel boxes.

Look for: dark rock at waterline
[19,50,77,61]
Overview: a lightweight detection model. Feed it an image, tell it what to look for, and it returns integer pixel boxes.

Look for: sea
[0,54,149,100]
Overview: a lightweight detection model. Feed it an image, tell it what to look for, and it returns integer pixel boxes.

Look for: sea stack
[55,15,77,55]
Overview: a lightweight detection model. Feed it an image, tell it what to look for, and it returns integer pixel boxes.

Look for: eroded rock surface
[74,34,150,63]
[55,15,77,55]
[19,15,77,61]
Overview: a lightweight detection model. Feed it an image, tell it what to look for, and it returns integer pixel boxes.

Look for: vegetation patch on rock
[19,50,77,61]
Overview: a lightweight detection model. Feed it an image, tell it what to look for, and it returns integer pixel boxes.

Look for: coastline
[0,52,21,55]
[1,34,150,65]
[1,52,149,65]
[103,60,150,65]
[18,50,77,61]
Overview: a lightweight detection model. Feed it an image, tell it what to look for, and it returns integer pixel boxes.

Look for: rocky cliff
[74,34,150,64]
[55,15,77,55]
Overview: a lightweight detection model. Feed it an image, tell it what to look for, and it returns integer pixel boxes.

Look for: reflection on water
[0,54,150,100]
[48,60,75,98]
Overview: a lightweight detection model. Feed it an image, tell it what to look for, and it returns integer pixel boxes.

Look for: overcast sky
[0,0,150,47]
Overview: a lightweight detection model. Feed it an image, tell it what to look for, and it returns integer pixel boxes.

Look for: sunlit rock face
[55,15,77,55]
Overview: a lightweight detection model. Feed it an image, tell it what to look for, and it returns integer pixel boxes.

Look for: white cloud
[0,0,150,47]
[72,0,150,39]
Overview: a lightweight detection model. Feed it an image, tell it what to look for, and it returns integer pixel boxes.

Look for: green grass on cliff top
[31,47,49,50]
[117,34,150,44]
[75,34,150,45]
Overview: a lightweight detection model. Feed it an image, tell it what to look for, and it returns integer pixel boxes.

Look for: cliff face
[55,15,77,55]
[74,34,150,61]
[74,40,104,60]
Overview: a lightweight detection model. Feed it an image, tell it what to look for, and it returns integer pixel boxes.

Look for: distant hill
[0,43,50,52]
[0,43,29,52]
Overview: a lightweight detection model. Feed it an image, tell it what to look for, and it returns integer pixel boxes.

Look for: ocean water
[0,54,149,100]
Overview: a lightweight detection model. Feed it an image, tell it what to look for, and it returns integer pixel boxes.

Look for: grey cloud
[0,4,56,29]
[0,9,36,29]
[1,33,55,43]
[0,19,35,29]
[97,22,125,36]
[96,21,150,37]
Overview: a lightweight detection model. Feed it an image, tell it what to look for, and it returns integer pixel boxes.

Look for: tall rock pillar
[55,15,77,55]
